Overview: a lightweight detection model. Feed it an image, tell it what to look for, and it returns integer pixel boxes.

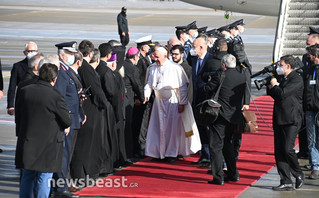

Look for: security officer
[175,25,192,61]
[227,19,252,73]
[117,6,130,46]
[53,41,84,198]
[206,29,225,55]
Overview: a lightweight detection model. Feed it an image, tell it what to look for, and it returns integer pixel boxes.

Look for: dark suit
[7,57,28,108]
[201,51,228,83]
[15,80,71,172]
[192,52,214,160]
[123,59,144,157]
[267,71,304,184]
[203,68,250,182]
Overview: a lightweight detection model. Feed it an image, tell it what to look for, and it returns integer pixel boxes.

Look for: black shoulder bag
[194,72,225,126]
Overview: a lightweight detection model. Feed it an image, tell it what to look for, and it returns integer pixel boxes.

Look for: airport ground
[0,0,318,197]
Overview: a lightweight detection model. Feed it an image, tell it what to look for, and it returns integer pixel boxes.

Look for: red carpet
[77,95,276,197]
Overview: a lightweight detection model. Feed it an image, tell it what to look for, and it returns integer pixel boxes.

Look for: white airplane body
[180,0,280,16]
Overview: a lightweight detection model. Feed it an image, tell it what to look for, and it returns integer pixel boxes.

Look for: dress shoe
[207,170,212,174]
[191,158,209,164]
[295,172,305,189]
[297,152,309,159]
[199,163,211,169]
[309,170,319,179]
[54,190,80,198]
[303,164,311,170]
[177,155,184,161]
[272,184,294,191]
[151,158,163,162]
[165,157,176,163]
[208,179,224,185]
[224,174,240,182]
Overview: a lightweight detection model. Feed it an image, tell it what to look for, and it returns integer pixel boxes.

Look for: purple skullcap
[127,47,139,56]
[108,51,117,62]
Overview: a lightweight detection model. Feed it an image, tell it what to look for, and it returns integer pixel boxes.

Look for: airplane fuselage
[180,0,280,16]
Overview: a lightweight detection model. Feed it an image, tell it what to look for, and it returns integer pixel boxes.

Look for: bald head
[168,36,180,51]
[307,34,319,46]
[193,37,207,57]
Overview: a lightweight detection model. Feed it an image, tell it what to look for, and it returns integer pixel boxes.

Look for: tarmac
[0,0,318,197]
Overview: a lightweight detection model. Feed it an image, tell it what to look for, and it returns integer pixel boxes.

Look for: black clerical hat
[55,41,78,53]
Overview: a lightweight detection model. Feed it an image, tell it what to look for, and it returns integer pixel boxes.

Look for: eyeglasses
[171,53,181,56]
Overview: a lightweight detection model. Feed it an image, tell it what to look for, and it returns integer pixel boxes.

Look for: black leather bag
[194,99,221,126]
[194,73,225,126]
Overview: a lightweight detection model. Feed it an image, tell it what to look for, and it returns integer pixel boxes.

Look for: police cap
[198,26,208,34]
[187,21,198,30]
[217,24,230,32]
[175,25,188,33]
[308,26,319,35]
[55,41,78,53]
[135,35,153,48]
[206,29,224,39]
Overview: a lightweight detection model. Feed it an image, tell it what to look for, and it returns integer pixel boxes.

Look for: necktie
[196,58,202,75]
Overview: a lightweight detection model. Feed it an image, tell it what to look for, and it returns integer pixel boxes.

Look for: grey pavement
[0,0,318,197]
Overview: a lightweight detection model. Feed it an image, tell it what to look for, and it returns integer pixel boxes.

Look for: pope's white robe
[144,59,201,159]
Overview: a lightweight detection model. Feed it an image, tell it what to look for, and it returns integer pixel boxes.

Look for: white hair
[221,54,236,69]
[24,41,38,51]
[156,47,167,55]
[38,54,59,71]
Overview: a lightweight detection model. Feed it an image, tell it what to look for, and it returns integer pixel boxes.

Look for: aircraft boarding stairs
[273,0,319,62]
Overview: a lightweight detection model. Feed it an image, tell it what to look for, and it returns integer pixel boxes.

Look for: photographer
[267,55,304,191]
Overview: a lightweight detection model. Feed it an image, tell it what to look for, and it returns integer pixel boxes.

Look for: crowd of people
[3,6,319,198]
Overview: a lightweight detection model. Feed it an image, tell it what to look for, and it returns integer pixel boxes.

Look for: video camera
[251,57,304,90]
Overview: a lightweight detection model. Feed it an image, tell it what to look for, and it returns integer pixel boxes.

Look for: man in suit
[201,38,228,83]
[117,6,130,46]
[191,36,214,166]
[203,54,250,185]
[15,63,72,198]
[53,41,84,198]
[22,53,44,82]
[267,55,304,190]
[7,41,38,116]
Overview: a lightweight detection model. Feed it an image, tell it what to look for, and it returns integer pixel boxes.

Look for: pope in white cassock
[144,47,201,161]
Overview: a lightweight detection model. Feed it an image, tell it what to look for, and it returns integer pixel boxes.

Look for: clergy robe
[70,60,108,179]
[144,59,201,159]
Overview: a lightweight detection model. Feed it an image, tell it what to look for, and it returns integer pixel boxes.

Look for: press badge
[310,80,316,85]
